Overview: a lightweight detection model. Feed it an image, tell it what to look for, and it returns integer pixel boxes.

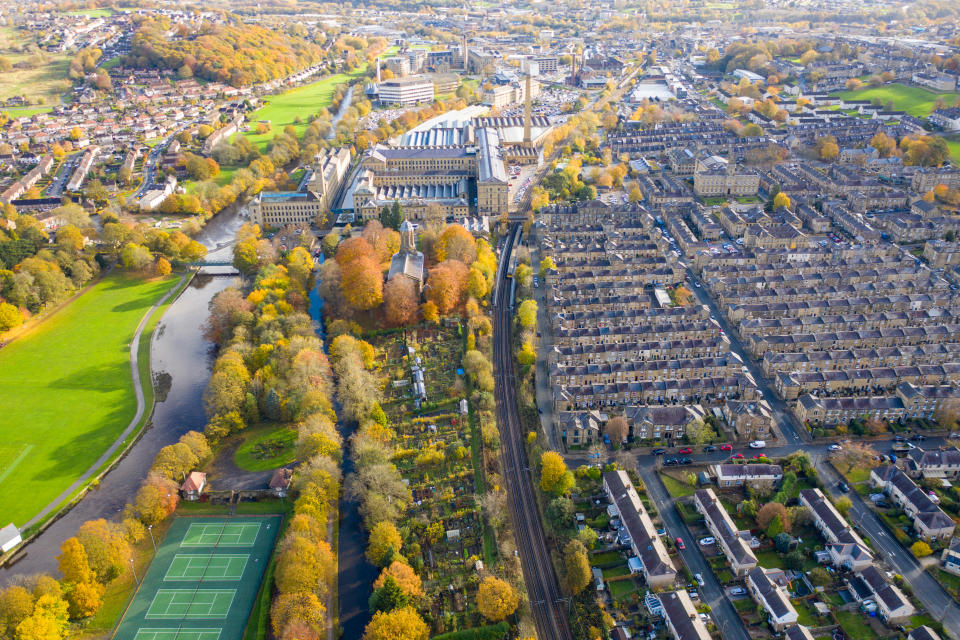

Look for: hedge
[432,622,511,640]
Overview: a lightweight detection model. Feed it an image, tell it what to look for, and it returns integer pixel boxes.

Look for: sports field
[240,65,368,152]
[836,83,960,118]
[114,517,281,640]
[0,273,179,526]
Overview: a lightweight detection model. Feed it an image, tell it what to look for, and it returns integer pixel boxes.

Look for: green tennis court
[164,555,248,582]
[134,629,222,640]
[113,516,281,640]
[181,522,261,547]
[146,590,236,619]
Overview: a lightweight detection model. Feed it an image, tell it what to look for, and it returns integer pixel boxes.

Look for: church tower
[399,219,416,254]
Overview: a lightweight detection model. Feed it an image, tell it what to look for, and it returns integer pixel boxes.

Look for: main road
[493,225,571,640]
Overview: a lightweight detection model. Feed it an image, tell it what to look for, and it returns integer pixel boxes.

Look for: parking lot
[508,163,539,210]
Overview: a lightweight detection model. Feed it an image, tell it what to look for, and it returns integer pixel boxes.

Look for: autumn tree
[911,540,932,557]
[275,535,336,598]
[539,256,556,277]
[832,441,878,474]
[374,561,423,598]
[76,519,131,584]
[870,132,897,158]
[686,420,717,445]
[772,192,791,210]
[383,275,418,326]
[563,539,592,594]
[133,473,180,526]
[934,398,960,431]
[271,592,326,639]
[14,594,68,640]
[540,451,574,496]
[605,416,628,443]
[362,607,428,640]
[516,299,537,329]
[57,537,95,585]
[756,502,791,532]
[425,260,468,314]
[0,586,34,637]
[66,581,104,619]
[434,224,477,263]
[476,577,519,622]
[366,521,403,567]
[340,256,383,312]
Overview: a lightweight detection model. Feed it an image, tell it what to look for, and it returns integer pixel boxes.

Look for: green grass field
[234,425,297,472]
[239,66,368,152]
[0,273,178,526]
[836,83,960,118]
[0,26,72,105]
[67,8,114,17]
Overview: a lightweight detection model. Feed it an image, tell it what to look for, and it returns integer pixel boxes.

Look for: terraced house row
[540,206,761,445]
[698,234,960,428]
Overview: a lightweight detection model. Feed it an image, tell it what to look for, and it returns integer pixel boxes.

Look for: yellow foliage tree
[373,561,424,598]
[367,521,402,567]
[540,451,573,495]
[773,192,791,210]
[363,607,428,640]
[476,577,519,621]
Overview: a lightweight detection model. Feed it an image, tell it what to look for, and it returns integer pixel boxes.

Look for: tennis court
[164,555,248,582]
[113,516,281,640]
[134,629,222,640]
[181,522,261,547]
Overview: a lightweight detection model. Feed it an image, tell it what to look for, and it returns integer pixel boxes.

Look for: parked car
[704,445,717,452]
[695,573,705,586]
[678,447,693,454]
[911,434,926,441]
[729,587,746,596]
[675,537,685,550]
[652,448,666,455]
[749,440,766,449]
[894,435,907,442]
[680,457,693,465]
[699,537,716,546]
[752,454,766,459]
[838,482,850,493]
[664,458,679,466]
[828,443,842,451]
[719,444,733,451]
[731,453,744,459]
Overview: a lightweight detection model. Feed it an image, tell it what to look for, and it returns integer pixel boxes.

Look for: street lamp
[148,525,157,552]
[130,558,140,587]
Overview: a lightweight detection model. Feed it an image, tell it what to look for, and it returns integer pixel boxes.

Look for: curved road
[20,273,188,531]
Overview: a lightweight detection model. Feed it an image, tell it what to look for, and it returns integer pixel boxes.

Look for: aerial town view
[5,1,960,640]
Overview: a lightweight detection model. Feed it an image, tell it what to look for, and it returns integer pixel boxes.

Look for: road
[134,137,170,198]
[46,152,81,197]
[683,266,805,447]
[493,225,571,640]
[637,467,751,640]
[815,458,960,633]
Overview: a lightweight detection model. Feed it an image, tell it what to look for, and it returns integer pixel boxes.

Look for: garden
[366,323,505,633]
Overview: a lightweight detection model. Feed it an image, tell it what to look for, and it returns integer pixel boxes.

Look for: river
[0,207,245,582]
[307,258,375,640]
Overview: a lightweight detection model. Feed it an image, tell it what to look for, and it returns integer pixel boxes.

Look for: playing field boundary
[111,515,282,640]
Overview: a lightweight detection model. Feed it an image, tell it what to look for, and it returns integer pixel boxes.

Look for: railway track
[493,224,572,640]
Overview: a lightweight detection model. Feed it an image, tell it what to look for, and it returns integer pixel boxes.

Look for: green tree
[369,575,408,613]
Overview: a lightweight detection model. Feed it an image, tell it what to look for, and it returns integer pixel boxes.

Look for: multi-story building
[603,470,677,589]
[377,76,435,106]
[871,465,956,541]
[902,447,960,480]
[250,148,351,227]
[924,240,960,268]
[693,163,760,197]
[747,567,798,631]
[847,565,915,623]
[799,489,873,571]
[694,488,758,576]
[712,463,783,488]
[660,591,711,640]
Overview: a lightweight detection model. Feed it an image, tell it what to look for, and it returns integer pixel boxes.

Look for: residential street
[637,466,751,640]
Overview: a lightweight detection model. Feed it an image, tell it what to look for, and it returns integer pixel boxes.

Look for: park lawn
[240,66,369,152]
[945,136,960,164]
[67,8,113,17]
[836,83,960,118]
[0,273,178,526]
[4,106,55,118]
[234,424,298,472]
[660,472,697,498]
